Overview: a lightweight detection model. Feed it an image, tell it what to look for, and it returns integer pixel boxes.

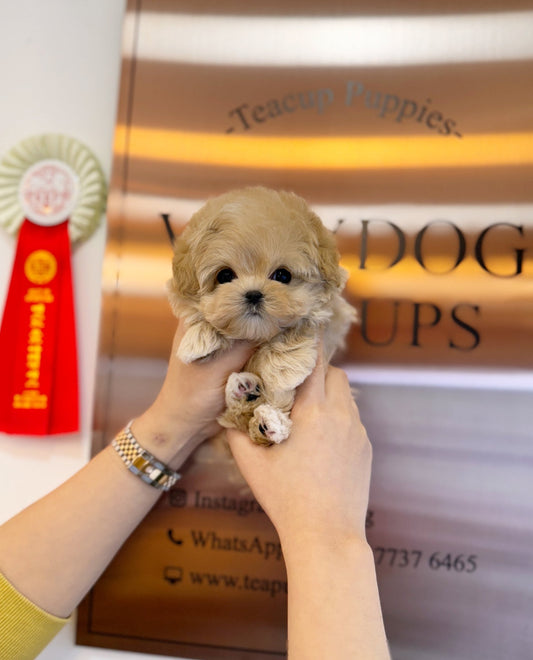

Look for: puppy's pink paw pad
[254,404,291,444]
[226,372,261,403]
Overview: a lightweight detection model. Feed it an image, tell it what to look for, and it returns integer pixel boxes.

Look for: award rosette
[0,134,107,435]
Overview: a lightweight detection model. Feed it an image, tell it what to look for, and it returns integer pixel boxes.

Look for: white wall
[0,2,179,659]
[0,0,122,513]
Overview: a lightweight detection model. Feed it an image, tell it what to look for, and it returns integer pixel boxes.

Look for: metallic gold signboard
[77,2,533,658]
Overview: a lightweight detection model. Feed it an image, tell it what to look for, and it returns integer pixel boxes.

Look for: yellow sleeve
[0,572,69,660]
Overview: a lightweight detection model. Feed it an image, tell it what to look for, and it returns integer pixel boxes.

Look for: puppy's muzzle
[245,290,264,307]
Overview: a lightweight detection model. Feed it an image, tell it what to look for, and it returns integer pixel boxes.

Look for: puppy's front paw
[225,372,262,407]
[177,323,227,363]
[250,404,292,446]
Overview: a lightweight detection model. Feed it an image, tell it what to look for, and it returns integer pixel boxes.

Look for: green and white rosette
[0,133,107,243]
[0,134,107,435]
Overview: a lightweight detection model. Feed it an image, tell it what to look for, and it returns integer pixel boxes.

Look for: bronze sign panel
[78,2,533,658]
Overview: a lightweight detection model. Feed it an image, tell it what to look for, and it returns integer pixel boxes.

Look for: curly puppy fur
[168,186,356,446]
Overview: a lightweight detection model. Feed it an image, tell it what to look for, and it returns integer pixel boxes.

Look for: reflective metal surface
[77,2,533,658]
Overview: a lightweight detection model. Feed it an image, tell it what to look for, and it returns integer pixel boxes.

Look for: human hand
[226,348,372,553]
[132,319,254,468]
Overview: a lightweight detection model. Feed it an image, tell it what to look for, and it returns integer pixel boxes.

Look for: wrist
[280,529,371,568]
[129,406,204,471]
[282,536,375,591]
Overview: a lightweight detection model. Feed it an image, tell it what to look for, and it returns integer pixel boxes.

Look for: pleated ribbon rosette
[0,134,107,435]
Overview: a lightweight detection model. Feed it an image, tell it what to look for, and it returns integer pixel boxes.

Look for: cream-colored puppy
[168,186,356,446]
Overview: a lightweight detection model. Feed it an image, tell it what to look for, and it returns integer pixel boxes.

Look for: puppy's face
[196,237,322,342]
[169,187,342,342]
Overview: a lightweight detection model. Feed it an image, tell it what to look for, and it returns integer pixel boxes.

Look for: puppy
[168,186,356,446]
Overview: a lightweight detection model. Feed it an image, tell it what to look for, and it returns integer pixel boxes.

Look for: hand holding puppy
[131,320,254,469]
[226,346,372,549]
[226,352,389,660]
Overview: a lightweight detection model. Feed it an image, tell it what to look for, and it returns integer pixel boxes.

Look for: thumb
[215,340,255,375]
[226,427,251,457]
[226,427,262,471]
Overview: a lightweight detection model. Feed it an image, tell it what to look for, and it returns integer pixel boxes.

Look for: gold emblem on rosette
[24,250,58,285]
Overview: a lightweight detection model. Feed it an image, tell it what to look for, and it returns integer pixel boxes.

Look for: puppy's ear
[310,212,343,289]
[167,236,199,313]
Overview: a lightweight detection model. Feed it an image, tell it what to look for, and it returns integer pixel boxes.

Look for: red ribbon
[0,219,79,435]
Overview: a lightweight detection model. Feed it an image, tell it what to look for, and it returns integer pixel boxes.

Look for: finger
[226,427,249,454]
[295,335,327,403]
[226,428,262,471]
[169,318,187,357]
[212,340,255,376]
[325,366,362,418]
[315,334,327,375]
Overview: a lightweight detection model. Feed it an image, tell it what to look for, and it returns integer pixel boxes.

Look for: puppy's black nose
[245,290,264,305]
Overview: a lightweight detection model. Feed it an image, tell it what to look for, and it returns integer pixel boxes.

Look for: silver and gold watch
[111,423,180,492]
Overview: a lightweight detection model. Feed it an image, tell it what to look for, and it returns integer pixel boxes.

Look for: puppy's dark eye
[216,268,237,284]
[270,268,292,284]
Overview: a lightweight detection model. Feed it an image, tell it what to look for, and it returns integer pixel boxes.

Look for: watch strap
[112,422,180,492]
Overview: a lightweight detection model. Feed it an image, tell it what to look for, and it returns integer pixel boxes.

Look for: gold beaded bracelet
[111,422,181,492]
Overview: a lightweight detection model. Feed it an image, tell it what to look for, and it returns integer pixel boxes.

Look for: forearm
[0,321,252,620]
[283,538,390,660]
[0,413,191,618]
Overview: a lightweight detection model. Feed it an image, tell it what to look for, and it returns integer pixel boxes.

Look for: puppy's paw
[250,404,292,446]
[177,323,227,363]
[225,372,262,407]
